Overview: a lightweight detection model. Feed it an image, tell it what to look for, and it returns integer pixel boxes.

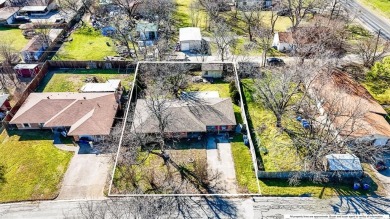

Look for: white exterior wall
[180,40,202,51]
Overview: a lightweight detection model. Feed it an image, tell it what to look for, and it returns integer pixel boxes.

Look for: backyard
[36,69,134,92]
[0,130,73,203]
[54,26,117,60]
[0,27,29,60]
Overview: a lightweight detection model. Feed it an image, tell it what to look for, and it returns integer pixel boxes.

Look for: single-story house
[9,92,119,141]
[324,154,363,176]
[309,69,390,146]
[20,35,48,62]
[132,97,237,138]
[202,63,224,78]
[0,7,20,25]
[80,79,122,93]
[13,63,40,77]
[136,22,158,41]
[235,0,272,8]
[179,27,202,51]
[272,31,294,52]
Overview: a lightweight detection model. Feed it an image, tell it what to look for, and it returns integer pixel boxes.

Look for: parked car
[277,9,292,16]
[266,57,285,66]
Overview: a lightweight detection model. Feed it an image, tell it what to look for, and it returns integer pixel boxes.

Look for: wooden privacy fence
[258,170,364,180]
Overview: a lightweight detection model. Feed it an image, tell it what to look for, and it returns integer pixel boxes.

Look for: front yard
[0,130,73,203]
[357,0,390,19]
[54,26,117,60]
[36,69,134,92]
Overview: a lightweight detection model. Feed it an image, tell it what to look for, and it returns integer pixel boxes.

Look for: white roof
[80,79,121,92]
[20,6,47,12]
[179,27,202,42]
[326,154,362,171]
[14,64,39,69]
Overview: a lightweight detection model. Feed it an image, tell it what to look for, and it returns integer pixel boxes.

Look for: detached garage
[179,27,202,52]
[14,64,40,78]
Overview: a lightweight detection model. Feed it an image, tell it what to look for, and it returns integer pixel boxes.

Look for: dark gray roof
[132,98,236,133]
[326,154,362,171]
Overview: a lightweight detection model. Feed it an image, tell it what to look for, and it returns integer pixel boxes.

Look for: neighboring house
[132,96,237,138]
[179,27,202,52]
[136,22,158,43]
[202,63,224,78]
[324,154,363,177]
[20,35,48,62]
[309,69,390,146]
[13,63,40,77]
[80,79,122,93]
[0,7,20,25]
[9,93,119,141]
[272,31,294,52]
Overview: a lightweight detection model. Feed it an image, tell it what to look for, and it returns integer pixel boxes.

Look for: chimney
[47,96,50,99]
[83,97,86,100]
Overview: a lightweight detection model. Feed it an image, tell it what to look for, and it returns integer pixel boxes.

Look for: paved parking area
[57,154,112,200]
[207,136,238,194]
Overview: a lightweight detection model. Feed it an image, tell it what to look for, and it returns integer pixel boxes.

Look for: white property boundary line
[108,61,262,197]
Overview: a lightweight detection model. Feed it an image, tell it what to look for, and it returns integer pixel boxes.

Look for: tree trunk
[276,115,282,128]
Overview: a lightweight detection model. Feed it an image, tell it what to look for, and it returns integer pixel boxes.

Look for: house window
[22,123,31,128]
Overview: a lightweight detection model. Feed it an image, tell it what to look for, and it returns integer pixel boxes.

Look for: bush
[366,57,390,94]
[230,89,240,104]
[229,80,236,93]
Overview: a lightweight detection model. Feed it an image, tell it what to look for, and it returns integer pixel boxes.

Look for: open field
[0,130,73,203]
[357,0,390,19]
[36,69,134,92]
[54,26,116,60]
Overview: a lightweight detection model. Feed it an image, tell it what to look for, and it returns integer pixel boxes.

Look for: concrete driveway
[57,153,112,200]
[206,135,238,194]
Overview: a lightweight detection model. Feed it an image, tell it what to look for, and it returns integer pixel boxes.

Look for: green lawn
[0,27,29,60]
[54,26,116,60]
[0,130,73,203]
[231,135,259,193]
[357,0,390,19]
[36,69,134,92]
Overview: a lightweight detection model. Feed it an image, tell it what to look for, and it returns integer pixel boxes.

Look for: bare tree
[111,0,143,18]
[354,30,390,68]
[281,0,322,29]
[212,22,236,62]
[238,4,263,41]
[253,24,273,67]
[254,67,302,128]
[189,1,202,27]
[58,0,93,17]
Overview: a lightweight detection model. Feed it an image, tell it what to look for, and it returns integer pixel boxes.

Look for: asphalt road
[344,0,390,40]
[0,196,389,218]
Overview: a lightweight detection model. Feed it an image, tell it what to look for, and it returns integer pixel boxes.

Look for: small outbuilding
[179,27,202,51]
[0,7,20,25]
[14,64,40,77]
[324,154,363,177]
[80,79,122,93]
[20,35,48,62]
[201,63,224,78]
[136,22,158,41]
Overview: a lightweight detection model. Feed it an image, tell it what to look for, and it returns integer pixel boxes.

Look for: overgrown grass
[54,26,116,60]
[241,79,301,171]
[0,130,73,203]
[357,0,390,19]
[36,69,134,92]
[231,135,259,193]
